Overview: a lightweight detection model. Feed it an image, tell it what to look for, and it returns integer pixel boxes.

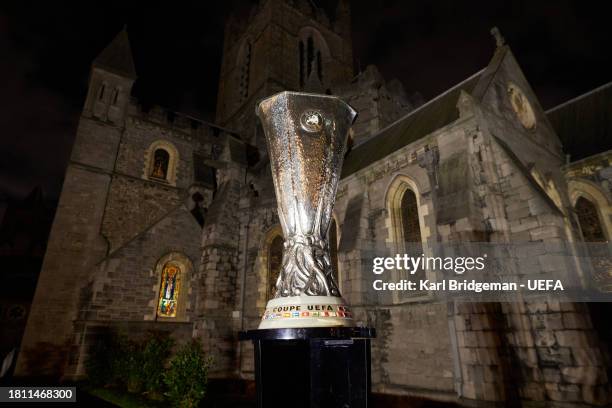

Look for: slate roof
[546,81,612,161]
[341,70,484,178]
[93,27,137,79]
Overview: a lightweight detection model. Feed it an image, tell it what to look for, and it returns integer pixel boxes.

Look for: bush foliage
[164,339,212,408]
[86,331,211,406]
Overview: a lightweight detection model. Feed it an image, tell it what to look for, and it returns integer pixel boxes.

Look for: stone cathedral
[16,0,612,406]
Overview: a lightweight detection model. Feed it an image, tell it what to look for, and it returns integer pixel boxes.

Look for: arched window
[98,84,106,101]
[317,50,323,82]
[150,149,170,180]
[157,262,181,318]
[267,235,284,300]
[299,40,305,88]
[112,88,120,105]
[298,28,329,89]
[386,179,427,301]
[401,189,423,247]
[307,36,314,78]
[328,218,339,283]
[239,41,251,101]
[576,197,606,242]
[144,141,179,186]
[152,252,193,321]
[190,192,206,227]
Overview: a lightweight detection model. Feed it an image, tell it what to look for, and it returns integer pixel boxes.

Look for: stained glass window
[267,235,284,300]
[151,149,170,180]
[157,263,181,318]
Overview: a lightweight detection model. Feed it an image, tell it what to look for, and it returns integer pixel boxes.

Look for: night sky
[1,0,610,200]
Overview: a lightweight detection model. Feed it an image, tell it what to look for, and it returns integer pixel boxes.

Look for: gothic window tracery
[400,189,423,262]
[576,197,606,242]
[387,177,428,301]
[157,262,181,318]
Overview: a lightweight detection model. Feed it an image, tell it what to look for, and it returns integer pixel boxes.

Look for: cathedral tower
[15,28,136,378]
[215,0,354,141]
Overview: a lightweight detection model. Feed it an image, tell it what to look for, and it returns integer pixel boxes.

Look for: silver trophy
[256,91,357,329]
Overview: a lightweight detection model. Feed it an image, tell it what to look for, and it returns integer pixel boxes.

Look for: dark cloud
[0,0,610,200]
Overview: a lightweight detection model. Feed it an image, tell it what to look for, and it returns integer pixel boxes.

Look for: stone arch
[150,252,194,322]
[384,173,433,302]
[384,174,430,249]
[143,140,180,186]
[568,178,612,241]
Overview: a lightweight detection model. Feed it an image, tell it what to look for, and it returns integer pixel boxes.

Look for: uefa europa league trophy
[256,91,357,329]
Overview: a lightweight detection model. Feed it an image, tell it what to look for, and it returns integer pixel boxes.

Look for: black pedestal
[240,327,375,408]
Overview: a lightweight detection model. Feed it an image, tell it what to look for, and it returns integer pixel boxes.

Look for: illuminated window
[157,263,181,318]
[267,235,284,300]
[144,141,179,186]
[150,149,170,180]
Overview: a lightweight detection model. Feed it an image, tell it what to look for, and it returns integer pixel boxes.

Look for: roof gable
[341,70,483,178]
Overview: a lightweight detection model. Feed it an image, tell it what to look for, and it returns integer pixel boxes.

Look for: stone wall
[66,205,202,377]
[216,0,353,135]
[15,119,117,377]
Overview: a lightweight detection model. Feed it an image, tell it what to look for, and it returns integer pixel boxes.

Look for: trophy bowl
[256,91,357,329]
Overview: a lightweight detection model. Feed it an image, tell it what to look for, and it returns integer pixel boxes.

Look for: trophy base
[240,327,375,408]
[258,295,355,329]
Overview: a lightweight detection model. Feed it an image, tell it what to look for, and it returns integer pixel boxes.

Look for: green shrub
[120,337,145,393]
[87,331,209,406]
[141,331,174,399]
[164,339,213,408]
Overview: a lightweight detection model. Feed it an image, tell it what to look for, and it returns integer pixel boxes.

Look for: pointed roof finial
[490,26,505,48]
[93,25,137,79]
